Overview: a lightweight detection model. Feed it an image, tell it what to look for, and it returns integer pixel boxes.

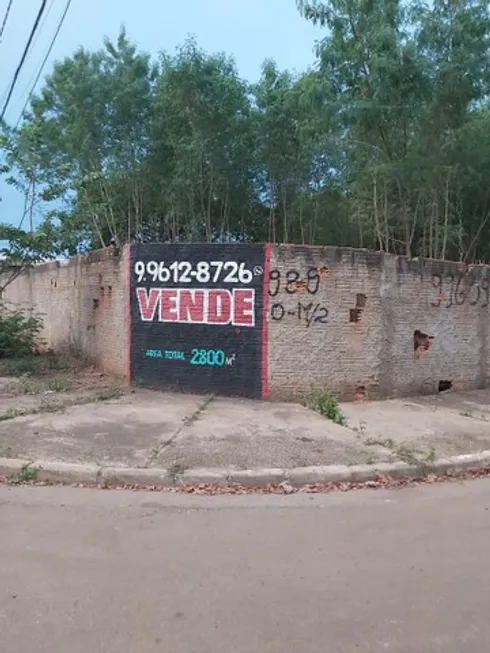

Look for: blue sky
[0,0,322,228]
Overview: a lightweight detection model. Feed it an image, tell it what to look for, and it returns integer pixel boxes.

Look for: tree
[0,222,58,295]
[297,0,490,259]
[5,28,157,251]
[148,38,257,243]
[3,9,490,263]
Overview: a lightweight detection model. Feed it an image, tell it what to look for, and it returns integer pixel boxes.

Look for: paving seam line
[2,451,490,487]
[143,394,215,467]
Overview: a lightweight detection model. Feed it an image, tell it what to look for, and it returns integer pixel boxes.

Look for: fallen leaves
[1,465,490,494]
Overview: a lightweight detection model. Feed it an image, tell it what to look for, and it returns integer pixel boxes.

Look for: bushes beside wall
[1,247,128,377]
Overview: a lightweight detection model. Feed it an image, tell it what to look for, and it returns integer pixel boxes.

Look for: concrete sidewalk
[0,379,490,483]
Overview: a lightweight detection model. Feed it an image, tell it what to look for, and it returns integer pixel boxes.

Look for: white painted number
[133,260,254,284]
[210,261,224,282]
[238,263,253,284]
[222,262,252,284]
[196,261,211,283]
[145,261,170,282]
[134,261,145,282]
[178,261,192,283]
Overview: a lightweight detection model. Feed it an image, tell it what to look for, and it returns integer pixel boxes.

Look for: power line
[0,0,48,123]
[18,0,56,81]
[15,0,73,128]
[0,0,14,43]
[12,0,73,231]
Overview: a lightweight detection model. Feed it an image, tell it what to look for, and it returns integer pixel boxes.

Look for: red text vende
[136,287,256,327]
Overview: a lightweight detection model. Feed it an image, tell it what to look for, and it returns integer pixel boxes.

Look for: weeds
[19,464,38,482]
[93,388,123,402]
[364,437,437,468]
[0,304,43,359]
[183,395,214,426]
[0,353,76,377]
[0,387,125,421]
[351,420,367,437]
[46,378,71,393]
[0,408,22,421]
[305,391,347,426]
[17,376,72,395]
[167,461,188,482]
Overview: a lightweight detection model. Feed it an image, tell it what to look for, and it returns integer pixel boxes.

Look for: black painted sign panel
[130,243,265,398]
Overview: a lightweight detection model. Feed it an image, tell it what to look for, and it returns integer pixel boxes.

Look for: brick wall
[1,246,128,378]
[3,242,489,400]
[266,245,490,400]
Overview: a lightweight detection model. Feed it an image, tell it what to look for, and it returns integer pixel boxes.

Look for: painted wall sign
[130,244,266,398]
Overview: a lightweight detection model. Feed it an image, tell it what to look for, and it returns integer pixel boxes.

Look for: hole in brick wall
[349,308,361,323]
[355,385,367,401]
[98,274,103,283]
[73,280,76,286]
[100,286,105,295]
[349,293,367,323]
[413,330,434,359]
[54,281,57,288]
[438,380,453,393]
[356,293,367,309]
[108,285,112,296]
[93,299,99,310]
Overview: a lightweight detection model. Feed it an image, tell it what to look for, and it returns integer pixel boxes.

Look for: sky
[0,0,323,229]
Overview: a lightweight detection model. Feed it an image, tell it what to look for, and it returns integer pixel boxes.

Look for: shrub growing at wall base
[305,391,347,426]
[0,304,43,358]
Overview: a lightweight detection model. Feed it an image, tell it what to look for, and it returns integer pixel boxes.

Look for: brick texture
[3,242,490,400]
[1,246,128,378]
[267,245,490,400]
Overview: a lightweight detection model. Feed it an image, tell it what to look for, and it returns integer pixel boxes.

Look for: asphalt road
[1,480,490,653]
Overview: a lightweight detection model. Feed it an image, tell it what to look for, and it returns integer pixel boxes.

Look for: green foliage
[0,223,58,294]
[2,7,490,261]
[0,304,43,358]
[19,464,39,482]
[305,391,347,426]
[0,352,75,376]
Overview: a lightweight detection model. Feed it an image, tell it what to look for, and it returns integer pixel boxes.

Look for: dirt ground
[0,354,124,422]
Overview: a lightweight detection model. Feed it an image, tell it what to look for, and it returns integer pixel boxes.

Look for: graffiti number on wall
[268,267,321,297]
[431,274,489,308]
[271,302,328,328]
[268,266,329,327]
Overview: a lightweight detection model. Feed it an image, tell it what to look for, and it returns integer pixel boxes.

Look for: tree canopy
[2,1,490,262]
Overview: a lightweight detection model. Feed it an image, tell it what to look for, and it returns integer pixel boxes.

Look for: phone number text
[134,260,262,285]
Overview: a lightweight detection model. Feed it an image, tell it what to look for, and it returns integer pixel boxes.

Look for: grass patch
[93,388,124,402]
[0,353,77,377]
[364,437,437,467]
[305,391,347,426]
[0,387,125,421]
[19,464,39,482]
[45,378,72,393]
[0,408,22,421]
[17,376,72,395]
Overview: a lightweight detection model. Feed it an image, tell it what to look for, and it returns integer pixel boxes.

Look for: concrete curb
[2,450,490,489]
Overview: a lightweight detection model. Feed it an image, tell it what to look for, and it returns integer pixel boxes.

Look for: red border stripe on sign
[126,245,132,383]
[261,243,272,399]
